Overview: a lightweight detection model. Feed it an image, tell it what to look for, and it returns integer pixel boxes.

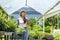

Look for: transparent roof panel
[0,0,59,14]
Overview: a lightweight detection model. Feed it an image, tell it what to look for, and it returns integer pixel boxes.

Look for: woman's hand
[26,19,30,26]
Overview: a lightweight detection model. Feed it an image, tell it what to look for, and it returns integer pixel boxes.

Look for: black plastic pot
[29,37,39,40]
[42,34,54,40]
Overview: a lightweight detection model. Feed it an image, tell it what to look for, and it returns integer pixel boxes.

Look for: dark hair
[20,10,26,23]
[20,10,26,16]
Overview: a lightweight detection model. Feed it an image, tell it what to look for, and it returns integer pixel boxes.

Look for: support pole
[43,16,45,33]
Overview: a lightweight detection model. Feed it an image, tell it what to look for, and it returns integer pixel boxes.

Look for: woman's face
[21,12,26,17]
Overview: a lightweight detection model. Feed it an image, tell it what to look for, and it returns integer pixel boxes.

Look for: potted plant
[28,30,39,40]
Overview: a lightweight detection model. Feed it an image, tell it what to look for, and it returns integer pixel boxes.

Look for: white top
[18,17,27,28]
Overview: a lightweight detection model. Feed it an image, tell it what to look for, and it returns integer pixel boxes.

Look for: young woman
[18,10,29,40]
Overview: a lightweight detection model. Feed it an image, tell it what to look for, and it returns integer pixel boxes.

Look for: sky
[0,0,60,15]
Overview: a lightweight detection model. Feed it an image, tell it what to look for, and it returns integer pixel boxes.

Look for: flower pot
[29,37,39,40]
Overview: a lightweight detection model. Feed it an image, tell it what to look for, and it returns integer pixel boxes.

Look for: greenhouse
[0,0,60,40]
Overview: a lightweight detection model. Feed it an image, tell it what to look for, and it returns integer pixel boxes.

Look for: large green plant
[0,6,8,18]
[0,17,8,31]
[0,6,8,31]
[45,26,51,33]
[0,6,17,32]
[45,15,57,26]
[6,19,17,32]
[32,24,42,31]
[28,30,39,38]
[45,15,58,29]
[52,33,60,40]
[28,18,42,38]
[0,16,17,32]
[29,18,37,26]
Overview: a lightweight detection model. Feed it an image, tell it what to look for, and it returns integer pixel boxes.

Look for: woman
[18,10,29,40]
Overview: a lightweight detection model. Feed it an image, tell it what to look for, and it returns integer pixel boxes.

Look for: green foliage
[45,26,51,33]
[28,24,42,38]
[28,30,39,38]
[45,14,60,29]
[45,16,57,26]
[28,18,42,30]
[0,6,8,18]
[0,6,9,31]
[0,6,17,32]
[38,32,48,40]
[33,24,42,31]
[0,16,17,32]
[52,33,60,40]
[28,18,42,38]
[28,24,42,31]
[5,19,17,32]
[29,18,37,26]
[0,17,8,31]
[15,28,26,34]
[54,34,60,40]
[9,15,14,19]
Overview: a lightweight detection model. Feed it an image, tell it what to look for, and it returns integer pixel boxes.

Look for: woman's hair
[20,10,26,16]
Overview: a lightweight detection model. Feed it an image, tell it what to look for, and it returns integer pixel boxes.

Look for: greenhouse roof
[0,0,60,15]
